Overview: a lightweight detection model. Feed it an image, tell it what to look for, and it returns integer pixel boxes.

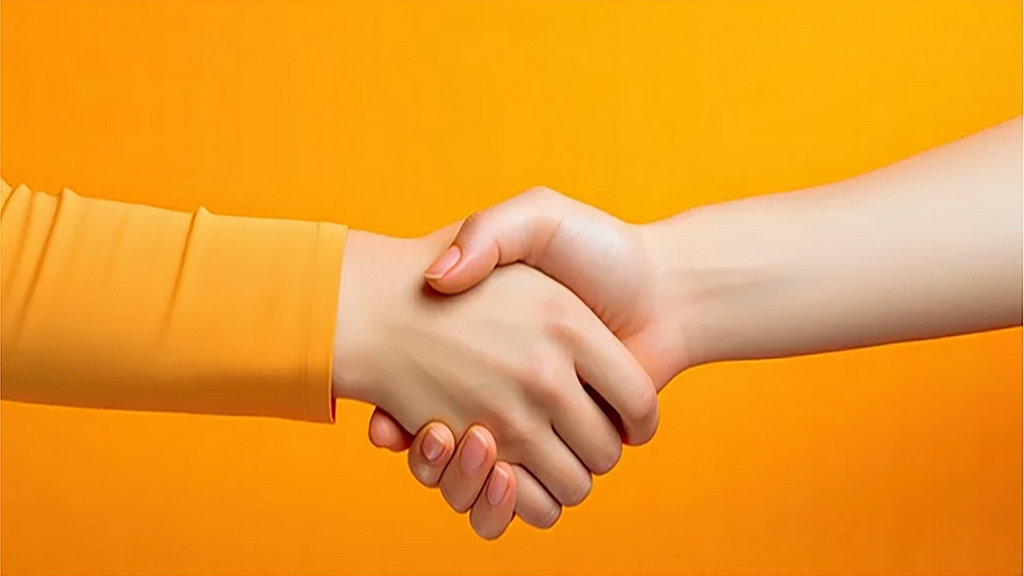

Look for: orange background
[1,1,1021,574]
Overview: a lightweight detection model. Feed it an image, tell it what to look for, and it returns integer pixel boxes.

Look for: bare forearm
[648,118,1023,367]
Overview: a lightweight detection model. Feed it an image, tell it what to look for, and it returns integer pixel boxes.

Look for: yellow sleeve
[1,179,345,423]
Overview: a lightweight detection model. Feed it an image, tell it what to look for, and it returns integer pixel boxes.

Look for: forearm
[1,180,344,421]
[649,118,1022,366]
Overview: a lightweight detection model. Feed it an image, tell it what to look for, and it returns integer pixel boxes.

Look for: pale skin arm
[371,117,1023,538]
[657,117,1022,365]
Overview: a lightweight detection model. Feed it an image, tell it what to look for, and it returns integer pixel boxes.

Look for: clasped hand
[331,119,1024,539]
[332,187,676,539]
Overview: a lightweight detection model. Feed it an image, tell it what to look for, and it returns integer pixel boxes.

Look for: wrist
[647,199,812,368]
[331,230,389,404]
[331,226,461,405]
[639,215,707,373]
[641,204,752,371]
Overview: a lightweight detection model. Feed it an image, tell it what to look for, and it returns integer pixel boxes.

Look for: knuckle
[531,503,562,529]
[550,312,585,347]
[624,383,660,445]
[562,474,593,507]
[541,504,562,528]
[515,352,551,385]
[516,358,569,409]
[521,186,570,216]
[544,301,585,344]
[524,185,559,202]
[496,414,539,447]
[461,209,489,233]
[532,375,572,413]
[591,440,623,476]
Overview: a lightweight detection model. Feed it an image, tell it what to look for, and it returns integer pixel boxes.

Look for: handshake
[330,119,1022,540]
[334,187,684,539]
[0,119,1016,543]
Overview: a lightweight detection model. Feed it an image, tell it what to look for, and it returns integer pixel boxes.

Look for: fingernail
[459,429,488,474]
[486,466,509,506]
[424,245,461,279]
[422,428,445,462]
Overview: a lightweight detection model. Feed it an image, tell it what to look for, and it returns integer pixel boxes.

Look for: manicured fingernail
[422,428,445,462]
[424,245,461,279]
[459,429,488,474]
[486,466,510,506]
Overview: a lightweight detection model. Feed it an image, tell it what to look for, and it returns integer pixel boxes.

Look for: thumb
[423,187,565,294]
[367,407,413,452]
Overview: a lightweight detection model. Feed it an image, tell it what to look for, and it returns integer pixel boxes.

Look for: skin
[369,117,1023,539]
[332,225,660,524]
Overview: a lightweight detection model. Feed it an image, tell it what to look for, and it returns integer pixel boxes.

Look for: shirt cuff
[301,222,347,423]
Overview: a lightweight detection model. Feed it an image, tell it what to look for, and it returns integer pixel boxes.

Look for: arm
[376,116,1023,538]
[1,179,658,537]
[1,179,344,422]
[426,117,1022,376]
[655,117,1022,367]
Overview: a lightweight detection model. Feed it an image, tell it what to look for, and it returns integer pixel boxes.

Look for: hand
[431,186,692,387]
[369,187,697,538]
[334,225,659,528]
[381,422,522,540]
[377,118,1024,538]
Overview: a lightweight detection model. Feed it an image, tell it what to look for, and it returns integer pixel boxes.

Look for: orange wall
[1,2,1020,574]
